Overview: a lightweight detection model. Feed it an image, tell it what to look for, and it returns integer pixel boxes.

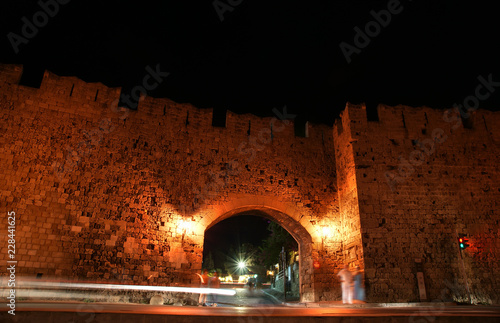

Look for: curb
[262,289,286,305]
[284,302,459,308]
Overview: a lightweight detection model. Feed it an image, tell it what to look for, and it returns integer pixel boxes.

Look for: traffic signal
[458,234,470,250]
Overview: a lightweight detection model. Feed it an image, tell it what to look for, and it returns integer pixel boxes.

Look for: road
[8,302,500,316]
[2,286,500,322]
[3,301,500,323]
[206,287,282,307]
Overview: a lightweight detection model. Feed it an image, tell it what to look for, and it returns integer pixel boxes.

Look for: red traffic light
[458,234,469,249]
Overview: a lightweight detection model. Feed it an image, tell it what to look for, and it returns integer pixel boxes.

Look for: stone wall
[1,64,498,304]
[333,106,365,267]
[0,64,339,302]
[333,103,500,304]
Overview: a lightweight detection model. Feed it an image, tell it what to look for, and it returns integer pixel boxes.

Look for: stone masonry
[333,103,499,304]
[0,64,498,304]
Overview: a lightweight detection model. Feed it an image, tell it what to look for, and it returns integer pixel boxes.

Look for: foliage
[203,251,215,271]
[257,221,298,269]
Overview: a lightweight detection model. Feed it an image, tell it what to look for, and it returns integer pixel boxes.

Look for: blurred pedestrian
[353,266,365,302]
[209,271,220,306]
[337,264,353,304]
[247,277,255,295]
[198,269,209,306]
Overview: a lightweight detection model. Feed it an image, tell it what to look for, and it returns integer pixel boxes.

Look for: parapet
[0,63,333,141]
[39,70,120,106]
[334,101,499,141]
[0,63,23,85]
[333,102,367,138]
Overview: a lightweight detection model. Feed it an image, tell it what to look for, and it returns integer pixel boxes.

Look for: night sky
[2,0,498,126]
[203,214,272,270]
[1,1,498,264]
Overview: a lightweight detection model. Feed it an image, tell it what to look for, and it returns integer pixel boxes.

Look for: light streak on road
[16,281,236,296]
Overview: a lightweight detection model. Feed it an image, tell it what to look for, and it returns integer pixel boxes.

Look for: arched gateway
[201,197,316,302]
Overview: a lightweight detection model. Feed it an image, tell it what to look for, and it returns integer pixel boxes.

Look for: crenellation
[0,63,23,85]
[136,96,170,117]
[400,106,429,137]
[376,105,405,130]
[225,110,249,136]
[1,65,334,144]
[343,102,368,136]
[40,71,120,106]
[307,123,329,141]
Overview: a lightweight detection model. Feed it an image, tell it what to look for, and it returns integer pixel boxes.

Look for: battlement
[0,63,332,141]
[333,102,367,137]
[0,63,23,85]
[334,101,499,142]
[39,70,121,105]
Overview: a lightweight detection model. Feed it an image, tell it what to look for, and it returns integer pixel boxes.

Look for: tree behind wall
[258,222,298,269]
[203,251,215,271]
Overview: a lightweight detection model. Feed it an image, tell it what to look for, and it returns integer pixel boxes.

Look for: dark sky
[2,0,499,126]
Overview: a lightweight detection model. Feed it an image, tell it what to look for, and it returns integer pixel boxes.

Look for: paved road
[4,282,499,322]
[7,301,500,316]
[206,287,281,307]
[3,301,500,323]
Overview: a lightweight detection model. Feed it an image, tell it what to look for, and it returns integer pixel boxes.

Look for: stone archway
[203,205,316,302]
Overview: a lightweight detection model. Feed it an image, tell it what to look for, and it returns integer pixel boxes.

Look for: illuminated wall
[333,103,500,304]
[0,64,498,304]
[0,64,339,302]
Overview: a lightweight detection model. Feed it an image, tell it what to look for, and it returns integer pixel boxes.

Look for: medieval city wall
[0,64,339,301]
[334,103,499,304]
[2,63,498,304]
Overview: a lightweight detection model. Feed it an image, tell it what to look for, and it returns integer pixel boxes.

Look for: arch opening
[201,206,316,302]
[203,213,299,295]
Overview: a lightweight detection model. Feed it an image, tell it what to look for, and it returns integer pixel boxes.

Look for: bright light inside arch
[177,219,192,234]
[322,226,332,238]
[224,254,252,275]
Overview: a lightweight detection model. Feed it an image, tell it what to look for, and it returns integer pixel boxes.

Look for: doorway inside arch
[202,213,299,301]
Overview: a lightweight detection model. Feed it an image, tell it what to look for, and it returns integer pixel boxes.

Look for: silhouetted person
[337,264,353,304]
[198,269,209,306]
[353,266,365,302]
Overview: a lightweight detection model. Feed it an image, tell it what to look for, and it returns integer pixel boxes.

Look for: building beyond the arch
[0,64,499,304]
